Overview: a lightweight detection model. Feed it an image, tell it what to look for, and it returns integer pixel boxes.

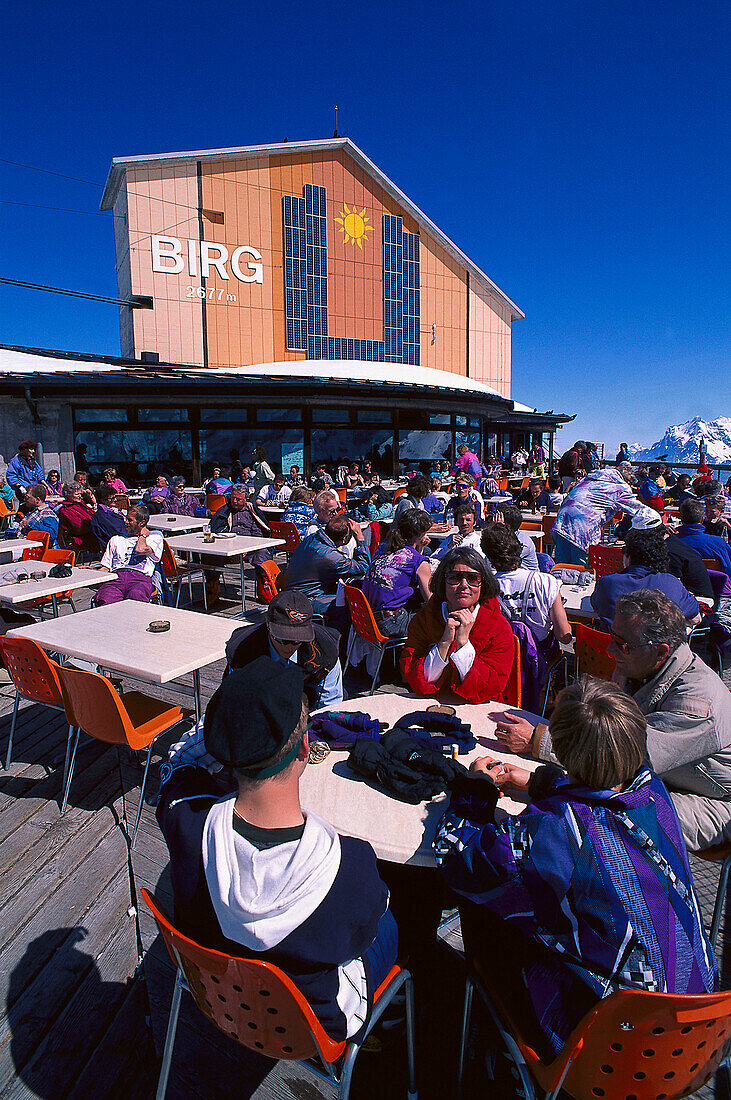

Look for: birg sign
[151,235,264,283]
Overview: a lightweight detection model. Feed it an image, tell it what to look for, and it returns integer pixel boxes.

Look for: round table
[300,692,541,867]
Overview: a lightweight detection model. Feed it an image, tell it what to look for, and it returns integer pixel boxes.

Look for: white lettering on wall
[150,236,263,283]
[151,236,184,274]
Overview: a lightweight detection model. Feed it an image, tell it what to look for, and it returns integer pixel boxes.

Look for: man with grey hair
[493,588,731,849]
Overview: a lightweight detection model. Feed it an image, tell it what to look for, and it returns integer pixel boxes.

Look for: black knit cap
[204,656,306,770]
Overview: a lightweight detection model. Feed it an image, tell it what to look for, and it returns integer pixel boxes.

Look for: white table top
[147,514,210,534]
[259,505,286,517]
[166,533,285,559]
[8,601,243,683]
[561,579,596,621]
[521,510,557,521]
[300,692,541,867]
[0,537,46,554]
[428,525,457,540]
[0,563,118,605]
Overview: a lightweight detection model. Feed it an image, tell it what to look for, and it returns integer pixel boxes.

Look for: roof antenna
[333,105,339,138]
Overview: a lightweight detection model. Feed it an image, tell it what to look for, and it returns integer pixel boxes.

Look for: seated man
[516,477,551,511]
[142,474,171,515]
[208,484,272,602]
[705,493,731,539]
[394,474,431,521]
[310,461,334,488]
[676,498,731,576]
[257,472,292,507]
[6,440,43,500]
[96,505,163,604]
[305,489,342,535]
[226,591,343,706]
[494,589,731,851]
[446,478,483,525]
[281,487,317,539]
[591,525,700,631]
[637,465,666,513]
[17,483,59,547]
[663,472,694,505]
[432,502,483,559]
[285,515,370,615]
[156,657,397,1041]
[90,482,127,548]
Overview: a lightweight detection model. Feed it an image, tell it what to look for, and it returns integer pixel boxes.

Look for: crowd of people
[3,432,731,1093]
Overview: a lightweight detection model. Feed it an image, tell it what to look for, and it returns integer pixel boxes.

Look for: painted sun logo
[335,204,373,249]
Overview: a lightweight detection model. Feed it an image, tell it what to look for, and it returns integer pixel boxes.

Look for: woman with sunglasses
[400,547,514,703]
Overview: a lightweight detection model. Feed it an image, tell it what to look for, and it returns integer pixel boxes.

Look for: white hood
[202,796,342,951]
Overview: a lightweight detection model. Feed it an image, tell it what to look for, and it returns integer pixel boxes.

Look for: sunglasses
[609,630,654,655]
[268,631,302,647]
[446,571,482,588]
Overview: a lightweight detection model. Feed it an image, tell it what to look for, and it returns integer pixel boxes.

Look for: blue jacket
[285,528,370,605]
[435,766,716,1054]
[676,524,731,576]
[591,565,700,630]
[6,455,44,493]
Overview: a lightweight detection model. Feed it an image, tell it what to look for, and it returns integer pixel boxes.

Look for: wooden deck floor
[1,563,730,1099]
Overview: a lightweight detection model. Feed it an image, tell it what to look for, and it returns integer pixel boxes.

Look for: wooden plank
[67,974,158,1100]
[0,866,133,1092]
[0,826,128,1007]
[2,902,140,1100]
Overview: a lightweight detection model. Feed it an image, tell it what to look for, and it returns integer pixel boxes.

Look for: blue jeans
[552,531,589,567]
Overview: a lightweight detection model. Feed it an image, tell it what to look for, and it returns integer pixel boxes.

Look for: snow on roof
[0,346,508,399]
[101,137,524,322]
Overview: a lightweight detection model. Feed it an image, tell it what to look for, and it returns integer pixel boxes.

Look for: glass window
[74,429,193,484]
[429,414,451,426]
[74,408,128,423]
[398,428,452,464]
[311,429,393,473]
[255,408,301,422]
[357,410,392,424]
[199,428,304,477]
[200,409,251,422]
[137,408,188,422]
[455,429,480,455]
[311,409,349,423]
[455,415,467,427]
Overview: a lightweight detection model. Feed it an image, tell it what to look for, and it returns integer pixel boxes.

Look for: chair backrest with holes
[206,494,227,515]
[112,494,131,511]
[546,987,731,1100]
[23,530,51,559]
[0,499,16,519]
[575,622,616,681]
[141,889,345,1063]
[55,665,135,748]
[588,544,623,579]
[0,637,65,708]
[345,585,389,646]
[269,521,301,552]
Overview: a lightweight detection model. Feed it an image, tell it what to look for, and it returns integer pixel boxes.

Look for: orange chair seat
[119,691,186,749]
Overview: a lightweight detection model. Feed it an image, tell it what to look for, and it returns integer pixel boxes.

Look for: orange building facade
[102,139,522,397]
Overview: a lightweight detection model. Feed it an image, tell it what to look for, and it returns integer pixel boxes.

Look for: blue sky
[1,0,728,456]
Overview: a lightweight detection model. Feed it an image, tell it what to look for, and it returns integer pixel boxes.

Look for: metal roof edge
[100,137,524,321]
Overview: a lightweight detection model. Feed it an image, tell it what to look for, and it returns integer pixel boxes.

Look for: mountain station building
[0,138,571,482]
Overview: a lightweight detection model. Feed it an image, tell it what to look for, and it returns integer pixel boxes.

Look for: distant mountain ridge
[634,416,731,465]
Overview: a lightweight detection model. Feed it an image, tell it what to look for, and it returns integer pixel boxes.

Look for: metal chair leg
[370,649,386,695]
[456,976,474,1100]
[4,691,20,770]
[404,972,418,1099]
[156,967,184,1100]
[342,631,356,676]
[709,855,731,951]
[60,726,81,813]
[131,741,155,848]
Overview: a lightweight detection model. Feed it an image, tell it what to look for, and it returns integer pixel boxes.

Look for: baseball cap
[267,591,315,642]
[632,507,663,530]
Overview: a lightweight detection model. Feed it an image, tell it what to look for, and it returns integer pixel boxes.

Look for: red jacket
[400,596,514,704]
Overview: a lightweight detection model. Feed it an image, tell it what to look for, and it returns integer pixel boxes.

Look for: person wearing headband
[156,656,397,1041]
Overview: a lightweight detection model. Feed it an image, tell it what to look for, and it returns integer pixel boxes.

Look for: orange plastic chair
[141,888,417,1100]
[55,665,190,844]
[0,636,66,771]
[22,529,51,560]
[702,557,723,573]
[588,544,623,579]
[541,514,555,549]
[0,497,17,530]
[458,960,731,1100]
[575,622,616,681]
[343,585,408,694]
[520,521,543,554]
[498,477,510,492]
[550,562,593,576]
[269,520,301,553]
[335,486,348,504]
[501,634,522,708]
[160,540,207,610]
[393,486,408,500]
[205,493,227,515]
[112,494,130,511]
[256,559,281,604]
